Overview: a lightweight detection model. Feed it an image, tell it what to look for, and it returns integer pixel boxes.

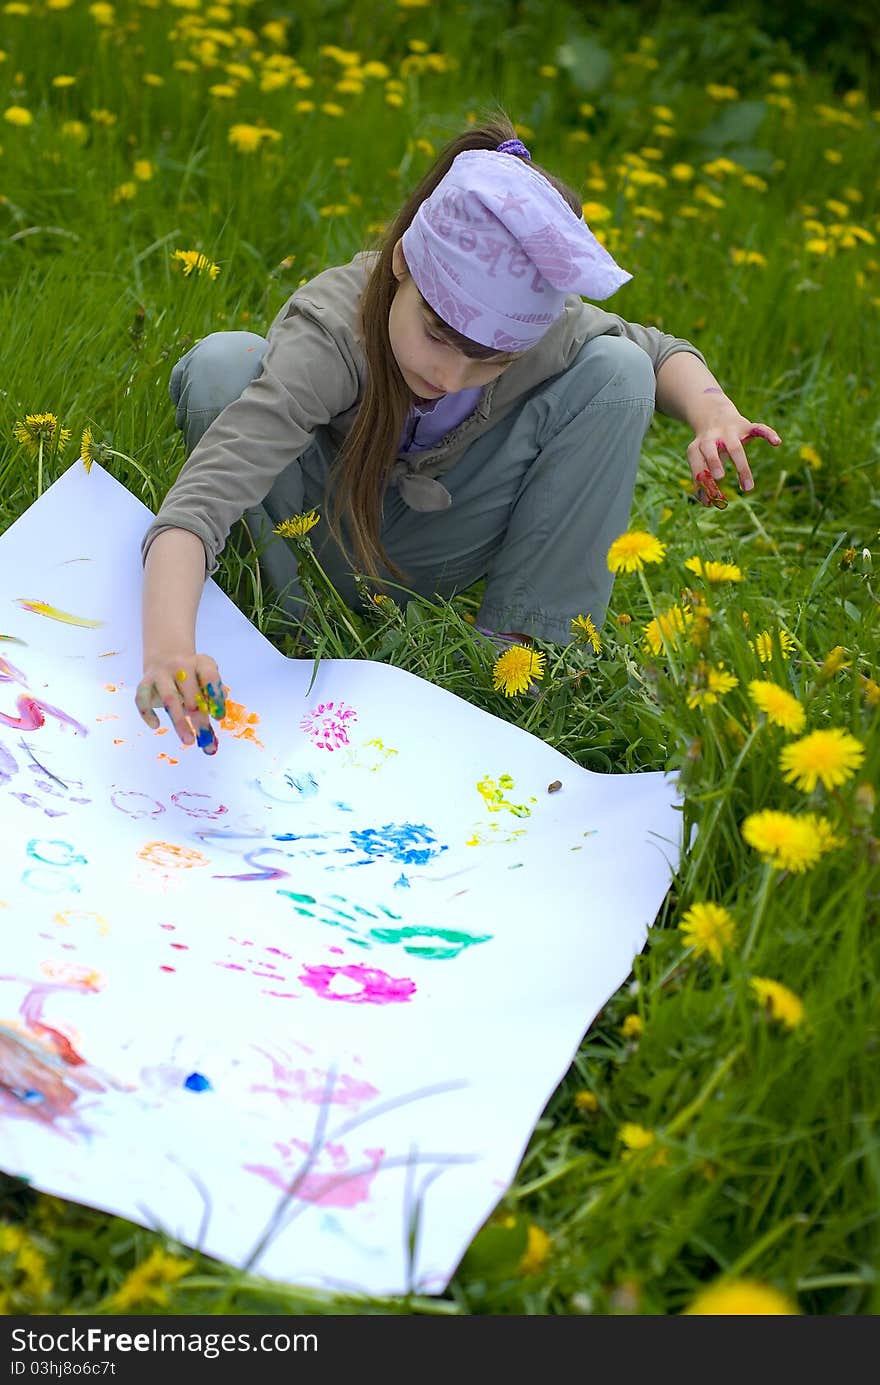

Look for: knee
[173,331,268,411]
[568,335,657,408]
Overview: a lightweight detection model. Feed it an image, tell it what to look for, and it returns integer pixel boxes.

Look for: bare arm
[142,527,206,661]
[136,528,226,753]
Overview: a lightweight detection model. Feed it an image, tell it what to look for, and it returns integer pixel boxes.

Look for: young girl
[136,112,781,755]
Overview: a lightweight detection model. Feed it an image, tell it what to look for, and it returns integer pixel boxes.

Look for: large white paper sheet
[0,463,683,1296]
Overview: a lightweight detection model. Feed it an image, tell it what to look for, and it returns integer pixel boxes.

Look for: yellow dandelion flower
[12,413,71,455]
[615,612,632,626]
[750,976,805,1030]
[607,529,666,573]
[113,181,137,203]
[571,613,601,652]
[683,555,743,583]
[492,645,547,698]
[228,123,281,152]
[685,1278,799,1314]
[110,1248,194,1312]
[820,646,851,678]
[861,675,880,706]
[678,901,736,964]
[751,629,794,663]
[133,159,154,181]
[574,1090,599,1113]
[620,1013,643,1039]
[705,83,739,100]
[4,105,32,126]
[747,679,806,733]
[741,810,835,872]
[273,510,320,540]
[643,603,692,656]
[172,249,220,280]
[518,1224,551,1276]
[79,426,94,473]
[799,444,823,469]
[686,662,738,709]
[779,728,865,792]
[619,1122,654,1151]
[61,119,88,143]
[52,74,76,88]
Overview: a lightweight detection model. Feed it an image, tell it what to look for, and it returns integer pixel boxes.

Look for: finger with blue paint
[136,654,224,754]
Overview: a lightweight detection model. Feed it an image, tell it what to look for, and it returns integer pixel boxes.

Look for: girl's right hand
[135,654,227,755]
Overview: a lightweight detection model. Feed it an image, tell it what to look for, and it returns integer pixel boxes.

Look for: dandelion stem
[685,723,759,885]
[742,862,774,961]
[666,1045,743,1136]
[37,438,44,499]
[299,543,364,649]
[637,568,681,686]
[722,1212,808,1281]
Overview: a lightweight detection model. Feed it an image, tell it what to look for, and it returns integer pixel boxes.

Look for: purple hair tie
[496,138,531,160]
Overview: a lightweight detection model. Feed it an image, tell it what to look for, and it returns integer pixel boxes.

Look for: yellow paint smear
[16,599,103,627]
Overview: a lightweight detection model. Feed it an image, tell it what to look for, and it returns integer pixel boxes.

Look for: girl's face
[388,240,516,400]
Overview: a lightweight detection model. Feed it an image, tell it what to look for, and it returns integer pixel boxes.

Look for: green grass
[1,0,878,1316]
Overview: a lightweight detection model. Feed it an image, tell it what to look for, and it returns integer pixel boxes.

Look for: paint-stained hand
[136,654,226,755]
[687,406,782,505]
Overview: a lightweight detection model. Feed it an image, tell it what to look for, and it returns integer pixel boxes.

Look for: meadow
[0,0,878,1316]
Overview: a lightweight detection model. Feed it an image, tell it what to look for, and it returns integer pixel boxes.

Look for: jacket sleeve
[600,312,708,376]
[140,303,361,576]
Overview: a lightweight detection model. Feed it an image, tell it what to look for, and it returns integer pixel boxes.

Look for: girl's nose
[436,358,469,393]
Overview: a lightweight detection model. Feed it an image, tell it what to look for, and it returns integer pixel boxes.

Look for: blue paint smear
[393,873,411,890]
[334,801,354,812]
[184,1072,212,1092]
[348,823,448,866]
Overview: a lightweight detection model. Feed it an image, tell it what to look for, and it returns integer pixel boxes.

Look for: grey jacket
[142,251,706,575]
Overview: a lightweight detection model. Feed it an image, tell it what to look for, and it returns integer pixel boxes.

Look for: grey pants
[169,331,655,643]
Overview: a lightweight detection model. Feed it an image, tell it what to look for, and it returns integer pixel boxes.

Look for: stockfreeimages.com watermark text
[10,1327,317,1364]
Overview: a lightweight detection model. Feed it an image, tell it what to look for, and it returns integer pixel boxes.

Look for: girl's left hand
[687,412,782,507]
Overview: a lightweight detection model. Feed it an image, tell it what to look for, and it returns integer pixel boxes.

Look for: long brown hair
[328,108,583,581]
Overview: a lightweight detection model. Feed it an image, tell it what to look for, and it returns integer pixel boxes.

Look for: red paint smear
[169,943,189,951]
[244,1141,384,1207]
[298,962,416,1005]
[159,965,176,973]
[31,1022,86,1067]
[251,1054,379,1109]
[0,694,88,735]
[159,923,176,931]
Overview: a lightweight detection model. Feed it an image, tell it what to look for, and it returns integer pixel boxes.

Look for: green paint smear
[279,890,317,905]
[369,925,492,960]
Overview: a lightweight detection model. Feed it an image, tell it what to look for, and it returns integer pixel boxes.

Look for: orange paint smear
[137,841,210,871]
[113,738,125,745]
[96,714,120,722]
[157,752,179,765]
[221,698,264,748]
